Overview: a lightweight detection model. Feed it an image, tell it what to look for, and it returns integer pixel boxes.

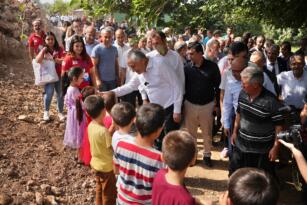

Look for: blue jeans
[44,80,64,113]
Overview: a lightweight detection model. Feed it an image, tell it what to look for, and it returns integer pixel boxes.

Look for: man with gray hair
[204,39,220,63]
[230,66,284,176]
[108,50,183,150]
[92,27,119,91]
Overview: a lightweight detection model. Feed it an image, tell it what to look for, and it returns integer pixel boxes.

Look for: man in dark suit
[264,44,288,96]
[265,44,288,74]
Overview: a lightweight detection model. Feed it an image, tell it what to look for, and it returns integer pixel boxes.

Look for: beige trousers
[183,100,214,157]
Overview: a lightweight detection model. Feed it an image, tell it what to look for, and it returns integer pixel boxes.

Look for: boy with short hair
[84,95,116,205]
[113,103,166,205]
[110,102,136,149]
[219,168,279,205]
[152,130,197,205]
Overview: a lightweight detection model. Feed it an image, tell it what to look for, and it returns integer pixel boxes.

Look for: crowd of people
[27,16,307,205]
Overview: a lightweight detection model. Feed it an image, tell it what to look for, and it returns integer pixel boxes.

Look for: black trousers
[154,105,180,151]
[120,91,142,108]
[229,146,276,177]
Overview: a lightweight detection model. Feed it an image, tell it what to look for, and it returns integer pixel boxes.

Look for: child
[84,95,116,205]
[113,103,166,205]
[110,102,136,150]
[63,67,86,154]
[101,91,116,133]
[219,168,279,205]
[78,86,96,165]
[152,130,197,205]
[81,91,116,165]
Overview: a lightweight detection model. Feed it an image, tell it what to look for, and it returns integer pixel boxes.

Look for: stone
[35,192,43,205]
[0,193,12,205]
[27,180,35,186]
[18,115,27,120]
[45,195,58,205]
[22,192,34,200]
[40,184,51,195]
[50,187,62,196]
[7,168,18,178]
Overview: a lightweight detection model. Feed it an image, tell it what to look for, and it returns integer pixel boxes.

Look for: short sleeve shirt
[277,70,307,109]
[91,44,118,81]
[62,55,93,89]
[88,121,113,172]
[152,169,196,205]
[236,88,284,153]
[28,32,45,56]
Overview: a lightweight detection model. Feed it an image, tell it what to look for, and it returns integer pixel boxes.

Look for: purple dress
[63,86,85,148]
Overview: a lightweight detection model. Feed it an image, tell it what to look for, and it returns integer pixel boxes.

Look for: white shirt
[266,59,280,74]
[263,72,276,96]
[219,69,233,90]
[114,41,130,68]
[112,57,183,113]
[146,49,185,94]
[222,77,242,129]
[277,70,307,109]
[112,131,134,150]
[218,55,230,76]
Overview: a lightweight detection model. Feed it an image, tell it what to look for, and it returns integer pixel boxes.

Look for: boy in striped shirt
[113,103,166,204]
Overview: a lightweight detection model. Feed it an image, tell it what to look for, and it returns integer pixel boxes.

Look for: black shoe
[203,157,213,167]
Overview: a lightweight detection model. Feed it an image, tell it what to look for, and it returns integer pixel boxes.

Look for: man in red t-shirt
[28,19,45,60]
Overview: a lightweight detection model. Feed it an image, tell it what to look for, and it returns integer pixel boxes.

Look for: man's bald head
[85,26,96,44]
[85,26,96,33]
[115,29,126,46]
[250,51,265,69]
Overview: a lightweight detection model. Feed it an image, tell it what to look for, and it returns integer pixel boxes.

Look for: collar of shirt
[191,57,206,69]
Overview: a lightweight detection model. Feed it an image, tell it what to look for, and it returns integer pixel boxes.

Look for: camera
[277,125,303,148]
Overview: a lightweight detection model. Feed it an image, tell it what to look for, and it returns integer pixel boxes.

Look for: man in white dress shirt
[114,29,130,85]
[222,58,248,159]
[147,31,185,95]
[277,54,307,111]
[109,50,183,150]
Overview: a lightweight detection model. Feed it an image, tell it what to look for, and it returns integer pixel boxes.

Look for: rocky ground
[0,57,305,205]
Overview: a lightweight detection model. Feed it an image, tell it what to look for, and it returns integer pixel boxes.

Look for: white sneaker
[58,113,65,122]
[43,111,50,121]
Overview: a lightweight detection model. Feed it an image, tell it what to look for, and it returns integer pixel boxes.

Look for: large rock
[0,193,12,205]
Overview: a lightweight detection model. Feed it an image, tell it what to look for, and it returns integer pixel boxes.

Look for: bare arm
[231,113,240,145]
[115,57,120,85]
[35,48,46,64]
[268,125,282,161]
[92,57,101,87]
[119,67,127,86]
[279,139,307,182]
[29,46,35,61]
[89,67,97,87]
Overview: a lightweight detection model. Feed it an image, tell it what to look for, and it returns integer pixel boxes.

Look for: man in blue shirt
[92,27,119,91]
